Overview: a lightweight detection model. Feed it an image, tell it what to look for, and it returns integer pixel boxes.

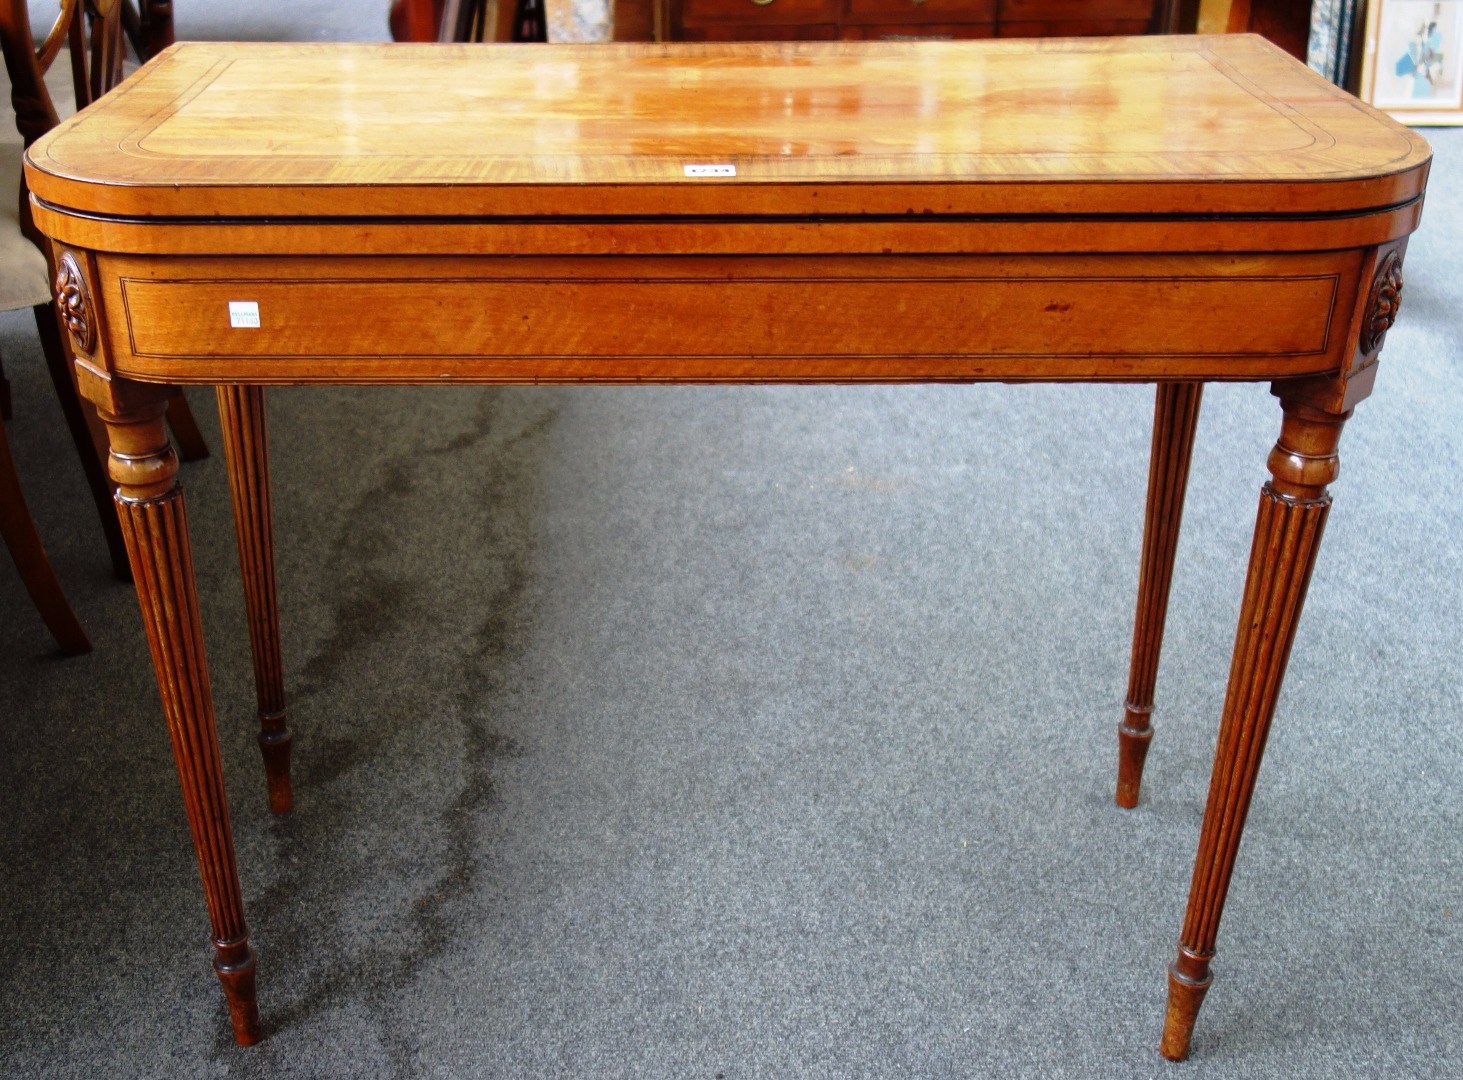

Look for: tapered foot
[1160,947,1213,1061]
[1115,704,1153,809]
[214,936,263,1046]
[258,716,293,815]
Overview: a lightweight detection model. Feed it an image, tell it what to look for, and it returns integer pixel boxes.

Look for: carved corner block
[54,250,97,356]
[1344,245,1406,379]
[1289,245,1407,416]
[1340,246,1406,409]
[1360,249,1404,357]
[49,245,150,416]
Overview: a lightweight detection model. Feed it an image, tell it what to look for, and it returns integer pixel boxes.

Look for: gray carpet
[1,8,1459,1079]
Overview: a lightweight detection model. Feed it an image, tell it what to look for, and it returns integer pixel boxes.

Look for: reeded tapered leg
[1159,393,1347,1061]
[1118,381,1202,808]
[100,390,262,1046]
[216,386,291,814]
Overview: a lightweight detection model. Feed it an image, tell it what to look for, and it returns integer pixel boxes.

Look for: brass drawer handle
[751,0,775,6]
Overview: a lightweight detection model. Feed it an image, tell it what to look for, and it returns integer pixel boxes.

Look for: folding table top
[26,35,1431,221]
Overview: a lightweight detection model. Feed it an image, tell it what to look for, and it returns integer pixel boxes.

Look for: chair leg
[168,394,212,463]
[122,0,176,61]
[0,353,12,420]
[33,305,132,582]
[0,411,91,656]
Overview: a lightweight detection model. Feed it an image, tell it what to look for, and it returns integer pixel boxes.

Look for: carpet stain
[212,388,555,1075]
[293,576,415,701]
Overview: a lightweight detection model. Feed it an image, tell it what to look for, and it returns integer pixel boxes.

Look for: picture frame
[1360,0,1463,124]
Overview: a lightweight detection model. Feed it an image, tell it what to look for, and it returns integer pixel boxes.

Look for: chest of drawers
[666,0,1165,41]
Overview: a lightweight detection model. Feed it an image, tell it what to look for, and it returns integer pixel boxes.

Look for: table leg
[1118,381,1202,808]
[99,389,263,1046]
[1159,389,1348,1061]
[216,386,292,814]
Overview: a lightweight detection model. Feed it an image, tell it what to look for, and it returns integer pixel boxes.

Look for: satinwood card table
[24,35,1430,1060]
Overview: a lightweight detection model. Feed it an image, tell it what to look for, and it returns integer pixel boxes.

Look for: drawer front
[844,0,996,23]
[677,22,839,38]
[997,17,1152,36]
[679,0,838,26]
[843,22,995,37]
[101,254,1352,385]
[999,0,1154,21]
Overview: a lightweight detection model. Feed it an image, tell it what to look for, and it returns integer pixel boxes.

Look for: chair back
[1,0,125,247]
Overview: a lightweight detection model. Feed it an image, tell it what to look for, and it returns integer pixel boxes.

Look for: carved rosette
[1360,250,1404,356]
[54,250,96,355]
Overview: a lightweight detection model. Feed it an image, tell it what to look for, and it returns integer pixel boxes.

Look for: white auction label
[228,301,260,328]
[683,164,736,177]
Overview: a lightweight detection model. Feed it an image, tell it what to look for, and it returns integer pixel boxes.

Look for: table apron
[89,250,1367,385]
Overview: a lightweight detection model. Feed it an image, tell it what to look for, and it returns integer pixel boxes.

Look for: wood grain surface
[26,36,1429,219]
[91,251,1363,384]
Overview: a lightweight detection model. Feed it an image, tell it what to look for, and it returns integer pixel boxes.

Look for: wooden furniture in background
[0,392,90,654]
[387,0,531,41]
[672,0,1164,42]
[614,0,1189,42]
[1197,0,1350,70]
[121,0,174,59]
[0,0,205,583]
[390,0,444,40]
[1223,0,1310,60]
[25,36,1428,1061]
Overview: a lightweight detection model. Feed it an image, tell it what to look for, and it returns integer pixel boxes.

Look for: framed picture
[1360,0,1463,124]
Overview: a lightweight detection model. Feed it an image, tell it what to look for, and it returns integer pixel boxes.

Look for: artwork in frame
[1361,0,1463,123]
